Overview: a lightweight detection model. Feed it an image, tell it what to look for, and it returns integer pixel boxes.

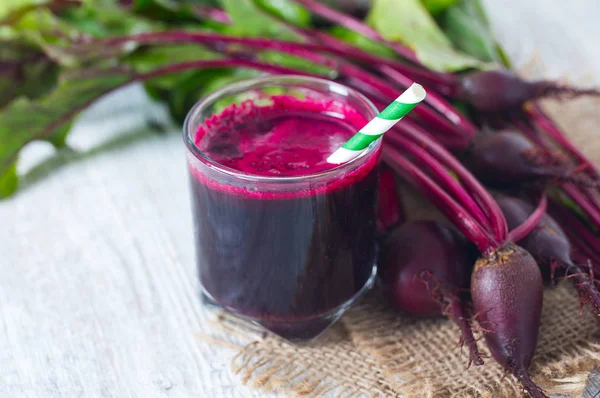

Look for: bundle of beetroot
[3,0,600,396]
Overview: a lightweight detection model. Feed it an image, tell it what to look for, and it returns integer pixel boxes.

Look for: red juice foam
[187,95,380,341]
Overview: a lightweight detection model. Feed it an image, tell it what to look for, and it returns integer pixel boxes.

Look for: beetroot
[497,195,600,318]
[463,130,595,188]
[380,221,483,366]
[456,69,600,113]
[471,244,545,398]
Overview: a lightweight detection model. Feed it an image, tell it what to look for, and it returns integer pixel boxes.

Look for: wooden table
[2,1,599,397]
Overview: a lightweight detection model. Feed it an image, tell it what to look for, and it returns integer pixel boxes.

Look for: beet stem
[385,133,492,231]
[139,59,308,80]
[529,105,600,189]
[99,31,467,139]
[273,21,451,91]
[562,183,600,229]
[574,240,600,271]
[548,200,600,262]
[515,115,600,233]
[511,118,600,187]
[382,146,499,253]
[508,195,547,242]
[390,120,508,243]
[291,0,419,65]
[521,109,600,183]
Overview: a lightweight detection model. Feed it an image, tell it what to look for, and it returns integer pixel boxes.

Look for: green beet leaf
[367,0,489,71]
[439,0,508,66]
[0,162,19,199]
[126,44,221,89]
[219,0,298,38]
[254,0,311,27]
[328,26,395,58]
[130,0,214,25]
[0,40,59,108]
[0,67,133,176]
[259,51,334,77]
[0,0,47,23]
[420,0,459,15]
[127,44,226,122]
[168,68,261,123]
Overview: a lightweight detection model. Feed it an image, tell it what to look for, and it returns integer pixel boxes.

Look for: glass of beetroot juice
[183,75,381,342]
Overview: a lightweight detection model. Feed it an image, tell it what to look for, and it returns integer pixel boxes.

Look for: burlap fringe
[197,311,398,397]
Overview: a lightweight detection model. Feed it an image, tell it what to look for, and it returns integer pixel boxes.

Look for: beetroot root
[471,244,546,398]
[463,131,596,188]
[380,221,484,366]
[456,69,600,113]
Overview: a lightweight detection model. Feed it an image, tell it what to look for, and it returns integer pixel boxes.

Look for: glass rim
[183,74,381,184]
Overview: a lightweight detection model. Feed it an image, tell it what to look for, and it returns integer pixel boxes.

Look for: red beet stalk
[388,120,508,243]
[99,31,469,139]
[499,195,600,320]
[290,0,419,65]
[384,133,493,234]
[547,199,600,261]
[507,195,548,243]
[272,19,453,93]
[382,146,498,254]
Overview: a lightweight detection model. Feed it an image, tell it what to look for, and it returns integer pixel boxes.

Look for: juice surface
[194,95,369,177]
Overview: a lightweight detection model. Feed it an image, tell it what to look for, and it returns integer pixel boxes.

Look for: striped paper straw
[327,83,426,164]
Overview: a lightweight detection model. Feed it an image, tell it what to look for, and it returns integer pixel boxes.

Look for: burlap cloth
[199,90,600,397]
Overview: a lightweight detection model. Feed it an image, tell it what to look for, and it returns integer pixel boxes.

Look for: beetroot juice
[183,76,381,341]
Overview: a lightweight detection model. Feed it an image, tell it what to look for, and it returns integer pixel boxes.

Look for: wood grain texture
[1,1,598,397]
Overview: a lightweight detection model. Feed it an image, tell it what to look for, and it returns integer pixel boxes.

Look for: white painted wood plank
[1,86,266,398]
[1,1,599,397]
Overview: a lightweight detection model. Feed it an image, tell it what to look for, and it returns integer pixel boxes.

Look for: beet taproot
[471,244,545,398]
[380,221,483,366]
[463,131,595,188]
[457,69,600,113]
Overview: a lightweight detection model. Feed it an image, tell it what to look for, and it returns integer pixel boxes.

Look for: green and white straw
[327,83,427,164]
